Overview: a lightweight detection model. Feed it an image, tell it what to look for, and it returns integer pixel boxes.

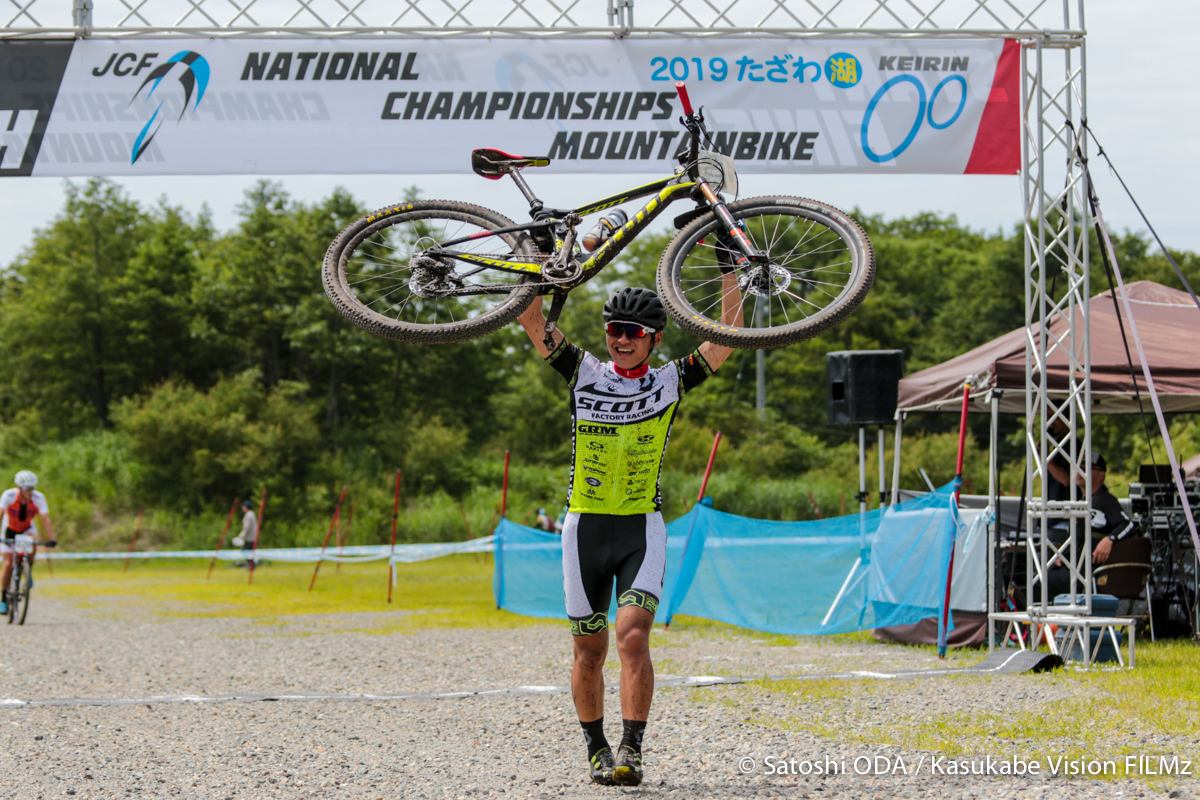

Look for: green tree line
[1,178,1196,550]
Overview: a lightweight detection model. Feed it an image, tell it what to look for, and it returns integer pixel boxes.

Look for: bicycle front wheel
[7,562,21,625]
[323,200,541,344]
[16,562,30,625]
[657,196,875,349]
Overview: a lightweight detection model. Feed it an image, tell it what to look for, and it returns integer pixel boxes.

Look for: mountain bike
[3,534,44,625]
[323,83,875,350]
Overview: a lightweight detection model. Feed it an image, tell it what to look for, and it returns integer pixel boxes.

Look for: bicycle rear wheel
[323,200,541,344]
[657,196,874,349]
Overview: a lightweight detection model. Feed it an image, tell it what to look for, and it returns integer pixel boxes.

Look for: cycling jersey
[1,488,48,537]
[547,342,713,515]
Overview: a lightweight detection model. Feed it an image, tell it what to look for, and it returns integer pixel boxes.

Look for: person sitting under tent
[1045,452,1134,598]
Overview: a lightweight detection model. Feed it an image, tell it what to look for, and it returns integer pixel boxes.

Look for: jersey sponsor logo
[578,423,618,436]
[585,477,603,487]
[586,441,605,452]
[577,380,653,399]
[576,389,665,414]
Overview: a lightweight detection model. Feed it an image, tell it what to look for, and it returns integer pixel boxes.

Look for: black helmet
[602,287,668,331]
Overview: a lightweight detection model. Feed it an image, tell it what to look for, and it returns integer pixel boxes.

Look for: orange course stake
[123,508,145,573]
[310,486,348,592]
[248,489,266,585]
[387,470,402,603]
[206,499,239,581]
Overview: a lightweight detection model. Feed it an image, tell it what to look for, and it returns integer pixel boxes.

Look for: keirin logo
[128,51,210,165]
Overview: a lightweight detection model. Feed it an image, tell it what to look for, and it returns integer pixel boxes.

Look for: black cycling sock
[620,719,646,753]
[580,717,609,758]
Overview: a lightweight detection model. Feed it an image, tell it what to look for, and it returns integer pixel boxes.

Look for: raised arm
[517,295,567,359]
[697,272,744,371]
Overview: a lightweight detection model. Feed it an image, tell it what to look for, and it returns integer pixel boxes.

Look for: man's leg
[571,630,608,722]
[0,552,12,610]
[562,512,617,784]
[614,605,654,721]
[609,511,666,786]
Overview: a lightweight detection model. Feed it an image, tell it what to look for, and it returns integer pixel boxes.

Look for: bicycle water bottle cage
[471,148,551,180]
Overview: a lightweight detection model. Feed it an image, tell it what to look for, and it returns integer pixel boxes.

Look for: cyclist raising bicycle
[1,471,56,614]
[517,275,742,787]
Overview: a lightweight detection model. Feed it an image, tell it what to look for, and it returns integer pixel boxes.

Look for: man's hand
[1092,535,1113,565]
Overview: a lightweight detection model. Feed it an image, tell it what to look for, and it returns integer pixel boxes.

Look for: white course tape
[46,536,496,564]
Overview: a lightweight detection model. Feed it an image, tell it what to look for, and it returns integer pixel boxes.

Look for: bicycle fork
[695,181,764,268]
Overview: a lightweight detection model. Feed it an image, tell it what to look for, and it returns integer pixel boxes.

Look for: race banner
[1,38,1018,177]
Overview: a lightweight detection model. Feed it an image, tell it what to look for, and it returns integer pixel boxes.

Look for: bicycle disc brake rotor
[737,263,792,298]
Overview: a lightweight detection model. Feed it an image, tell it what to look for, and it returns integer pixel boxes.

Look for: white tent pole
[878,426,887,507]
[1095,209,1200,556]
[891,411,904,505]
[858,426,867,515]
[987,391,1000,653]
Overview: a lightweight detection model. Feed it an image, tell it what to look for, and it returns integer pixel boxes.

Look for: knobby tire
[657,196,875,349]
[323,200,540,344]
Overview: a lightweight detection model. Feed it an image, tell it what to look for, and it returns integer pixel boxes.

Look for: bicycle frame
[429,173,699,288]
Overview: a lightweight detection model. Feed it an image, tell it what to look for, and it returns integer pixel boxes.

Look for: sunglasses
[605,321,655,339]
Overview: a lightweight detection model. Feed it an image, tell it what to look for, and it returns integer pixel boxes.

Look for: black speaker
[826,350,905,426]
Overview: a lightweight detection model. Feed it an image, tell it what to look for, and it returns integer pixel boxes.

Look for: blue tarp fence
[493,482,962,636]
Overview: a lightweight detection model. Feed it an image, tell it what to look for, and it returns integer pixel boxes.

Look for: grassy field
[39,554,555,634]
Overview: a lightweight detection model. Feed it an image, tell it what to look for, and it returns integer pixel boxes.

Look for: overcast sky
[2,0,1195,268]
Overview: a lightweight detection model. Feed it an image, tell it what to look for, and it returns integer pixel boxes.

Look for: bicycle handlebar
[675,82,693,116]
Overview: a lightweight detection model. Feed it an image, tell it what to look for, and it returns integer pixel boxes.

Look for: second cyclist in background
[1,471,57,614]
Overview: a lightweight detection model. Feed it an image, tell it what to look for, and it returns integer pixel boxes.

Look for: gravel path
[1,590,1196,800]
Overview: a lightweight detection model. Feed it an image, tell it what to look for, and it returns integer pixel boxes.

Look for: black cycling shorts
[561,511,666,636]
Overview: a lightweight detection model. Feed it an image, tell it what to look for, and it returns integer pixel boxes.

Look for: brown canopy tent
[896,281,1200,415]
[876,281,1200,647]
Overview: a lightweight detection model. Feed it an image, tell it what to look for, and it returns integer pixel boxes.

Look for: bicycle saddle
[471,148,551,180]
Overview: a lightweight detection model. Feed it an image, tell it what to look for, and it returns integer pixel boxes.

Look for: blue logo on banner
[860,74,968,163]
[824,53,861,88]
[129,50,210,165]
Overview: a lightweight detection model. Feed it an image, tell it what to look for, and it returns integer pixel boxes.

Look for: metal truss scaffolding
[9,0,1083,39]
[5,1,1110,663]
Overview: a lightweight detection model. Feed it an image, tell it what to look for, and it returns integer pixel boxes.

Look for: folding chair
[1093,537,1154,641]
